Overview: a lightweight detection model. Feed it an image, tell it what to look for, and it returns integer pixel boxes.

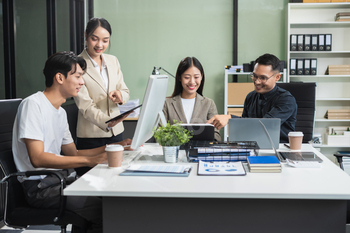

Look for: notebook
[228,118,281,149]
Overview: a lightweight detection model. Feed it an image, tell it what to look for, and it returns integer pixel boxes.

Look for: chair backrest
[62,100,79,142]
[0,99,26,225]
[276,82,316,143]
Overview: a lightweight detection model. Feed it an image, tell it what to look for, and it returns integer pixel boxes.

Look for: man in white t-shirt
[12,51,131,233]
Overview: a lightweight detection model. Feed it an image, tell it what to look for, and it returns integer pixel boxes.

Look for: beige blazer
[74,50,130,138]
[162,94,221,142]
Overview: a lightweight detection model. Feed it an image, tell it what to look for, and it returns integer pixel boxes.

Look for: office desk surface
[64,143,350,200]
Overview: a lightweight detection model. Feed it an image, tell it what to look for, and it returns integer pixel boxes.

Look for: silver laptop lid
[228,118,281,149]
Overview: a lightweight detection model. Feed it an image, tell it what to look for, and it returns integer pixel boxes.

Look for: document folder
[311,59,317,75]
[297,59,304,75]
[304,59,311,75]
[304,35,311,51]
[318,34,325,51]
[297,35,304,51]
[120,164,192,177]
[311,35,318,51]
[325,34,332,51]
[290,59,296,75]
[290,34,297,51]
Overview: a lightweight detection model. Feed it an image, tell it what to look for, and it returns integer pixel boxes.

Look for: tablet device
[279,151,323,163]
[105,104,142,123]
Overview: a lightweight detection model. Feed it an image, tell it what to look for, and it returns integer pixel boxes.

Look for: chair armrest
[0,170,67,222]
[333,153,350,171]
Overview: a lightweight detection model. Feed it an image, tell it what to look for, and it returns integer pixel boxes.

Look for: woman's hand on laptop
[207,115,232,130]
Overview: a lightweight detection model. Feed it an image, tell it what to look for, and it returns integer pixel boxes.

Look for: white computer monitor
[130,75,169,149]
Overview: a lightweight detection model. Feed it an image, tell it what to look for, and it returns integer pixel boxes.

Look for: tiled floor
[0,225,71,233]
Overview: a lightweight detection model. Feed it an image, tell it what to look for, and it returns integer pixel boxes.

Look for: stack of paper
[324,109,350,119]
[118,99,140,118]
[335,12,350,22]
[247,156,281,173]
[325,65,350,75]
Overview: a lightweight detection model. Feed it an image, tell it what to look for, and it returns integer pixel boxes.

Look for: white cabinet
[287,3,350,159]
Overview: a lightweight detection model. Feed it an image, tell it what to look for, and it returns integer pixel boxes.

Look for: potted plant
[153,121,192,163]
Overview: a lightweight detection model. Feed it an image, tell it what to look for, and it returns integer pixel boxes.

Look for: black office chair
[0,99,88,233]
[277,82,316,143]
[333,153,350,224]
[62,99,79,143]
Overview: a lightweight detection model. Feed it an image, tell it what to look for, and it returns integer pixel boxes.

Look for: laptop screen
[228,118,281,149]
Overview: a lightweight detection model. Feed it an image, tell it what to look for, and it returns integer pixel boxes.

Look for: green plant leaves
[153,120,192,146]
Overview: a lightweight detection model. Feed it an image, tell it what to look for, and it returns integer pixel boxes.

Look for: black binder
[304,59,311,75]
[311,35,318,51]
[304,35,311,51]
[297,59,304,75]
[290,59,296,75]
[297,35,304,51]
[290,35,297,51]
[311,59,317,75]
[318,34,325,51]
[325,34,332,51]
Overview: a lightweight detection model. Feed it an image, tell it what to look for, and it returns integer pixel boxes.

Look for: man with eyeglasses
[207,53,297,143]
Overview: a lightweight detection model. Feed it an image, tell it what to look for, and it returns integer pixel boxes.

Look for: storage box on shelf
[324,126,350,146]
[287,3,350,159]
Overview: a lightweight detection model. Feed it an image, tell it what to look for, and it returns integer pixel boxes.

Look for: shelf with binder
[287,2,350,155]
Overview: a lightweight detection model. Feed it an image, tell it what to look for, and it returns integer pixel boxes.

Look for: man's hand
[107,111,132,128]
[207,115,232,130]
[109,90,123,104]
[86,152,107,167]
[114,138,133,151]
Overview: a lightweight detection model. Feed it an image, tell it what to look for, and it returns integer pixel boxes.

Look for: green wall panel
[94,0,233,114]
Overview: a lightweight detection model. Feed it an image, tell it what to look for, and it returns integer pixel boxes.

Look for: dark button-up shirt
[232,85,297,143]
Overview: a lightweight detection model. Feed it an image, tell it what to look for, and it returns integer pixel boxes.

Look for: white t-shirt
[12,92,73,175]
[181,97,196,123]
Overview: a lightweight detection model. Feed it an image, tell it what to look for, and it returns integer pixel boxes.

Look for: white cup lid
[105,144,124,152]
[288,131,304,137]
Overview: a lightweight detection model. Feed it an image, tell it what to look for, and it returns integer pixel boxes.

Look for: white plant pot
[163,146,180,163]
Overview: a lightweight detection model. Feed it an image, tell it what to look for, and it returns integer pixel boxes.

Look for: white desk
[65,144,350,233]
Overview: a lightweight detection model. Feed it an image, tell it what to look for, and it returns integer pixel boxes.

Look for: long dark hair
[85,17,112,38]
[171,57,205,97]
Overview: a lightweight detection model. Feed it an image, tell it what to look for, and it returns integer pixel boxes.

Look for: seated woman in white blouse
[162,57,221,141]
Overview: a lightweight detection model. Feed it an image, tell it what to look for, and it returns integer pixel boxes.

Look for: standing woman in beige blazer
[163,57,221,141]
[74,18,130,175]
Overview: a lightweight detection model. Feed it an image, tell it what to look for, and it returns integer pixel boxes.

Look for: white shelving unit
[287,3,350,159]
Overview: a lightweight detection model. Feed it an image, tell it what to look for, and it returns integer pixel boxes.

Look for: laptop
[229,118,281,149]
[180,124,214,141]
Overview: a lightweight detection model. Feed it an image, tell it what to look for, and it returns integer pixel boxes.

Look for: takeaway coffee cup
[288,131,304,150]
[105,144,124,168]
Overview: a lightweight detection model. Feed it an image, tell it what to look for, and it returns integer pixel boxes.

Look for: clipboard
[120,164,192,177]
[105,104,142,123]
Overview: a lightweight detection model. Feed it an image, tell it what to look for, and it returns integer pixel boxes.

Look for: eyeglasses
[250,72,279,82]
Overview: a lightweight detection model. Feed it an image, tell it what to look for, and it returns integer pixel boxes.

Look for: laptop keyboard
[122,151,141,166]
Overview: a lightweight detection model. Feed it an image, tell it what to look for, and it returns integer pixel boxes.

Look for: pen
[284,143,290,149]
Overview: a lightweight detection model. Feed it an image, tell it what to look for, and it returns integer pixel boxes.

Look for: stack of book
[324,109,350,119]
[335,12,350,22]
[247,156,281,173]
[325,65,350,75]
